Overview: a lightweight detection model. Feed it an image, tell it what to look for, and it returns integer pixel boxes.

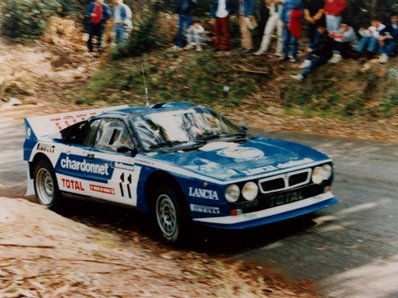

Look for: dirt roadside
[0,197,317,297]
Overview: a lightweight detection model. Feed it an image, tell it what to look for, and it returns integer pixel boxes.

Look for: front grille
[258,169,312,194]
[260,177,285,192]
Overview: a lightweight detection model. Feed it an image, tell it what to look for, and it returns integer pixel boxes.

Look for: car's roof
[97,101,197,120]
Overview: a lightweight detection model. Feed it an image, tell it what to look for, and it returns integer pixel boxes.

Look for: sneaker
[184,44,195,50]
[289,57,297,63]
[329,53,342,64]
[299,59,311,69]
[291,74,304,81]
[171,45,183,51]
[254,50,265,56]
[378,53,388,64]
[196,45,203,52]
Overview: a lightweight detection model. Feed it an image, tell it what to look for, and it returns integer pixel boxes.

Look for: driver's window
[94,119,134,152]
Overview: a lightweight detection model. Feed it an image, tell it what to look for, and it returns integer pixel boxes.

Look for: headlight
[242,182,258,201]
[312,164,333,184]
[225,184,240,203]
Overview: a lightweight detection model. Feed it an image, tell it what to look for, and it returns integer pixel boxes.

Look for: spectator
[185,20,206,51]
[303,0,325,46]
[280,0,303,62]
[329,23,358,63]
[85,0,112,53]
[292,25,333,80]
[254,0,283,56]
[211,0,234,51]
[357,17,385,59]
[113,0,132,44]
[378,12,398,63]
[324,0,347,33]
[238,0,257,53]
[172,0,197,50]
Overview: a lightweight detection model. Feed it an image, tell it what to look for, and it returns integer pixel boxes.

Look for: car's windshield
[131,107,245,151]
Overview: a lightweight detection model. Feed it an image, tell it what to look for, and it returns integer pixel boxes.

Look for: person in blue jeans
[85,0,112,53]
[378,12,398,63]
[356,17,385,58]
[291,25,333,80]
[280,0,303,62]
[113,0,132,44]
[172,0,197,50]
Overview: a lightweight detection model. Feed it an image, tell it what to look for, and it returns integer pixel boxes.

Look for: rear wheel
[33,159,63,210]
[154,186,185,244]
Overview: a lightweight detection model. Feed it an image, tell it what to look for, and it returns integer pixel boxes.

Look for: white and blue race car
[23,102,337,243]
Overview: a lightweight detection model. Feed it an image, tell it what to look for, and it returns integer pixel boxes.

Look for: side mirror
[117,145,137,156]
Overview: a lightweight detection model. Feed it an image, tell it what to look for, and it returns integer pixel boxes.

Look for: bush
[1,0,60,40]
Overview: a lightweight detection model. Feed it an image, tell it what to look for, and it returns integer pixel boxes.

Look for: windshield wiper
[149,140,205,151]
[197,132,248,142]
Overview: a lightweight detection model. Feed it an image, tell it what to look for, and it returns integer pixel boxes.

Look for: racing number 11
[119,173,132,199]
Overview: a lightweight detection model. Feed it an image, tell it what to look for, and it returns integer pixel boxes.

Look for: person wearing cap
[291,25,333,80]
[378,12,398,63]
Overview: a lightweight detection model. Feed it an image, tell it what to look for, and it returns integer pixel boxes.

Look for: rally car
[23,102,338,243]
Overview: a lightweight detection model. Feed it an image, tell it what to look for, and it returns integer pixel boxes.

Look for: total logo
[189,187,219,200]
[61,178,84,191]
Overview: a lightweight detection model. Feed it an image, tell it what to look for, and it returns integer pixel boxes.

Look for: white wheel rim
[156,194,178,239]
[35,168,54,206]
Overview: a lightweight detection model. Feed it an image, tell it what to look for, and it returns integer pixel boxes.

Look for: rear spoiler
[24,105,128,141]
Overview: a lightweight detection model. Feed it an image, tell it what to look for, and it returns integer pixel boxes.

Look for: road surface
[1,115,397,298]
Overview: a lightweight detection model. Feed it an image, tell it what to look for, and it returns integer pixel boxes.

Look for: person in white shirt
[113,0,132,44]
[357,17,385,58]
[185,21,206,51]
[254,0,283,56]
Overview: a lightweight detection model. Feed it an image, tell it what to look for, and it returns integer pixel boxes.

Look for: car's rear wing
[24,105,128,141]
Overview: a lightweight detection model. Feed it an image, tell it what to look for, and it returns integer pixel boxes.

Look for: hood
[149,136,330,181]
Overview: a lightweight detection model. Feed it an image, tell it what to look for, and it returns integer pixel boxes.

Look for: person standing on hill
[211,0,234,51]
[238,0,257,53]
[303,0,325,46]
[324,0,346,34]
[280,0,302,62]
[378,12,398,63]
[85,0,112,53]
[254,0,283,56]
[113,0,132,44]
[172,0,197,50]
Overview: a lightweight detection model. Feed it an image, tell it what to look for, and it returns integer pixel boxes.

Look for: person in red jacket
[324,0,347,34]
[289,8,303,40]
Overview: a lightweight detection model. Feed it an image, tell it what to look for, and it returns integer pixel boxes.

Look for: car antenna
[141,62,150,107]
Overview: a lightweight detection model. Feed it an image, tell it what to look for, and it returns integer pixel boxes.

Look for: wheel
[33,159,63,210]
[154,186,185,244]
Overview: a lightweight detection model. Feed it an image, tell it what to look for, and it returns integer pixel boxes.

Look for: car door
[84,118,140,207]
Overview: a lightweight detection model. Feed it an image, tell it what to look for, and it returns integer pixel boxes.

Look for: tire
[33,159,63,210]
[154,186,186,244]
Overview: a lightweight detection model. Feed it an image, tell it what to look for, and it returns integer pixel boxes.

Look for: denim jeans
[381,40,398,56]
[357,36,379,53]
[87,23,104,52]
[302,54,331,77]
[175,14,192,48]
[326,15,342,33]
[114,24,126,44]
[282,27,298,59]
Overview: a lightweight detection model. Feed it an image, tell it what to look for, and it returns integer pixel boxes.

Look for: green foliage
[80,52,256,106]
[1,0,60,40]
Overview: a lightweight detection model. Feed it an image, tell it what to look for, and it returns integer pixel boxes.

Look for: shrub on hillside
[1,0,60,40]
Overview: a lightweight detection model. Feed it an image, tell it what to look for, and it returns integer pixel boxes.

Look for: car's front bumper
[193,192,338,229]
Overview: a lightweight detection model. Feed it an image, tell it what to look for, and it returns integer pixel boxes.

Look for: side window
[94,119,134,152]
[82,119,101,146]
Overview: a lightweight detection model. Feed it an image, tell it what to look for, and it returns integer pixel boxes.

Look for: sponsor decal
[243,165,278,176]
[218,146,264,160]
[276,158,313,169]
[37,143,55,153]
[189,187,219,200]
[135,158,154,167]
[58,154,110,176]
[269,191,304,208]
[61,178,84,191]
[90,184,115,195]
[115,162,135,171]
[50,112,97,130]
[190,204,220,215]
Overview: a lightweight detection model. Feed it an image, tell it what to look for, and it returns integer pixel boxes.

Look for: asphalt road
[1,116,397,298]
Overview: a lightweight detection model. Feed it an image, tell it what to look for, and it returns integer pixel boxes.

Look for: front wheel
[33,159,63,210]
[155,187,184,244]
